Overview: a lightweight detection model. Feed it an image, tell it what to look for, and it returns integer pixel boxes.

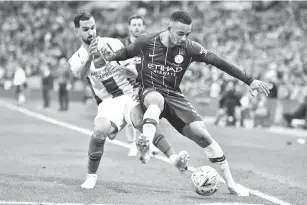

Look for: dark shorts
[139,88,202,134]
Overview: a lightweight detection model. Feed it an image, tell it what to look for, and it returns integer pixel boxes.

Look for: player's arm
[191,42,270,96]
[68,38,99,80]
[101,36,145,61]
[104,38,138,78]
[68,54,91,80]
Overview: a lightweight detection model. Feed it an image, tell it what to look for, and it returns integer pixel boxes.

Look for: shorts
[140,88,202,134]
[95,94,139,132]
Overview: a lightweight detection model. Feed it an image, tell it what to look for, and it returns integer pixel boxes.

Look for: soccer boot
[81,174,97,189]
[228,184,249,196]
[136,134,151,164]
[173,151,190,173]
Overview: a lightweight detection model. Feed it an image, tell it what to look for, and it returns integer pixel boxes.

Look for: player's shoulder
[186,39,210,56]
[136,31,162,43]
[69,46,86,61]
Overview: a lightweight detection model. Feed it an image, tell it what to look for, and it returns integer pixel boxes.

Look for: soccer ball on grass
[191,166,220,196]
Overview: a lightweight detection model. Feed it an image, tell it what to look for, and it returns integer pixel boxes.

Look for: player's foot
[228,184,249,196]
[127,143,138,157]
[136,134,151,164]
[172,151,190,173]
[81,174,97,189]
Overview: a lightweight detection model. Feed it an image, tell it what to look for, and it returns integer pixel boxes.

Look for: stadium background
[0,1,307,205]
[1,1,307,119]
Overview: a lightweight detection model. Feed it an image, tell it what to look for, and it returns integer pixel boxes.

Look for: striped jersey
[68,37,134,103]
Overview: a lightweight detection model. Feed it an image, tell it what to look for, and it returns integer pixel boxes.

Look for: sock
[218,159,236,187]
[204,140,235,187]
[142,105,161,141]
[87,135,106,174]
[153,132,176,157]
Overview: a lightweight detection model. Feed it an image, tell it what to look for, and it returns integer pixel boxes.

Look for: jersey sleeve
[68,48,89,76]
[189,41,254,86]
[113,35,146,61]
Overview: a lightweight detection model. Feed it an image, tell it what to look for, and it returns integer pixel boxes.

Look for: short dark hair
[128,15,145,25]
[74,11,94,28]
[170,11,192,24]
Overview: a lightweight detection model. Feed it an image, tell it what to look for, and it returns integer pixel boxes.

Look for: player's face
[169,21,192,46]
[129,18,145,37]
[76,17,96,45]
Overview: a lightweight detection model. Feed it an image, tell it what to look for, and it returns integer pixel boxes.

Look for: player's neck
[160,31,176,48]
[82,41,90,50]
[129,35,136,43]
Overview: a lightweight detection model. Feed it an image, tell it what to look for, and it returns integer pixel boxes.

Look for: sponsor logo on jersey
[147,63,182,76]
[134,57,142,64]
[199,47,209,56]
[91,69,116,80]
[174,54,184,64]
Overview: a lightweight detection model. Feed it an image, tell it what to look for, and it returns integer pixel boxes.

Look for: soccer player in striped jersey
[100,10,270,196]
[69,11,190,190]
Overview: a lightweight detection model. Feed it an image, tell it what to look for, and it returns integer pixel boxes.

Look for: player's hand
[100,41,116,61]
[88,38,99,58]
[249,80,270,97]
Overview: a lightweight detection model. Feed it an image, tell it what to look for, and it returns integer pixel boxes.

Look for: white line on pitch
[0,201,261,205]
[0,201,110,205]
[0,101,292,205]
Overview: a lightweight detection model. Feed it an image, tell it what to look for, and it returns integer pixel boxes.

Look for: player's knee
[204,140,226,164]
[93,117,112,140]
[129,104,144,131]
[143,91,164,110]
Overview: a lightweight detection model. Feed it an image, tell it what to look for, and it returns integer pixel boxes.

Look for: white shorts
[95,94,139,132]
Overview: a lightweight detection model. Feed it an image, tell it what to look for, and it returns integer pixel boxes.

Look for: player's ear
[167,25,171,31]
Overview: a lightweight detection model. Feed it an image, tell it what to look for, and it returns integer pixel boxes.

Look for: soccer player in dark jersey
[101,10,270,196]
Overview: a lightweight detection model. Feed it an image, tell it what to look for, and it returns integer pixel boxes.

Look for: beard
[82,36,95,45]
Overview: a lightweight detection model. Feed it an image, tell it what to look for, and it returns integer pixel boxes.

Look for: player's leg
[182,120,249,196]
[125,124,138,157]
[165,97,248,196]
[81,97,125,189]
[81,116,116,189]
[127,100,189,170]
[141,89,164,143]
[135,89,164,161]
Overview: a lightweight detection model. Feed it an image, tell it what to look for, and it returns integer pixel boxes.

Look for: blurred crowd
[0,1,306,127]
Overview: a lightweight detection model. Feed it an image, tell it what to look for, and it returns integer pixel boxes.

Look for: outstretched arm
[191,42,270,96]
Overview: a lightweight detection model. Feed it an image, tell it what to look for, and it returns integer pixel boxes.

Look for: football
[191,166,220,196]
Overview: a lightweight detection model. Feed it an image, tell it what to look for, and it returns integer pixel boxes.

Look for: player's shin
[142,104,161,142]
[204,140,236,187]
[153,132,176,157]
[153,133,189,172]
[88,134,106,174]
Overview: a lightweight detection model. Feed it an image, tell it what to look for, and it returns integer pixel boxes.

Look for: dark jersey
[114,31,254,97]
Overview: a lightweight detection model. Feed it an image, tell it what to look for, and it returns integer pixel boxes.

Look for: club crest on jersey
[174,54,184,64]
